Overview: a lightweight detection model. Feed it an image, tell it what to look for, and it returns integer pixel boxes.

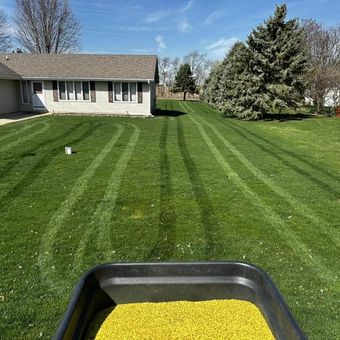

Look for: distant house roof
[0,53,158,81]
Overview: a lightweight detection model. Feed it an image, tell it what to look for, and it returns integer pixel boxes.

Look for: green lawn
[0,100,339,339]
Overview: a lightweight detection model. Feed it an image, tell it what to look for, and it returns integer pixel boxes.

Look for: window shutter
[108,81,113,103]
[52,81,58,102]
[90,81,96,102]
[137,82,143,103]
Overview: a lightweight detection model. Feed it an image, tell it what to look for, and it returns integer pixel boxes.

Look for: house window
[114,82,121,101]
[59,82,66,100]
[122,83,129,101]
[58,81,90,101]
[83,82,89,100]
[113,82,137,102]
[67,82,74,100]
[21,80,30,104]
[75,82,82,100]
[130,83,137,101]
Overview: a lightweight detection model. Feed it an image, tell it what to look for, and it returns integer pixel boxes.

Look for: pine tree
[246,4,308,116]
[202,4,308,120]
[201,62,223,107]
[218,42,256,118]
[172,63,196,101]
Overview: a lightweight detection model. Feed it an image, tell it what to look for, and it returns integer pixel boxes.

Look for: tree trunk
[183,91,187,101]
[315,99,320,115]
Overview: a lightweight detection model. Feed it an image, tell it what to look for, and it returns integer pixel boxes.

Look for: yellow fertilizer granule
[87,299,274,340]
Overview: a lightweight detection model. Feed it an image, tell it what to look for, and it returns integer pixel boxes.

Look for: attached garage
[0,62,20,114]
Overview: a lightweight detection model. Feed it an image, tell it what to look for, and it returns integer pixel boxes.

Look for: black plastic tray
[54,262,306,340]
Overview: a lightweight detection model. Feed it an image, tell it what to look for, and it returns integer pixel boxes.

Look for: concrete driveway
[0,112,50,126]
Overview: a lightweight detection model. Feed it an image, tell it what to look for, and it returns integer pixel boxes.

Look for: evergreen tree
[217,42,255,118]
[201,62,223,107]
[202,4,308,120]
[172,63,196,101]
[226,42,271,120]
[246,4,307,116]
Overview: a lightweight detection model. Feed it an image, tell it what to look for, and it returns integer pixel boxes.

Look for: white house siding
[43,81,152,115]
[0,79,19,114]
[325,89,340,107]
[305,89,340,107]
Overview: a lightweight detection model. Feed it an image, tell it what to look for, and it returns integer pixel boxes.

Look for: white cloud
[181,0,194,12]
[145,11,169,23]
[155,35,166,50]
[206,37,239,59]
[204,10,224,25]
[177,18,192,33]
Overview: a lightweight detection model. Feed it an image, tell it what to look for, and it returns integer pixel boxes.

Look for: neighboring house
[305,87,340,108]
[324,88,340,107]
[0,53,159,116]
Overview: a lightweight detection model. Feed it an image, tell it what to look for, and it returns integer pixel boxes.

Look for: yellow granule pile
[89,299,274,340]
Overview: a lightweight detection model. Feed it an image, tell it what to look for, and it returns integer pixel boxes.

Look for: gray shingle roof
[0,60,20,79]
[0,53,158,81]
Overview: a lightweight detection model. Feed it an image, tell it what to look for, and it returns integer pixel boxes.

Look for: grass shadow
[153,107,187,117]
[147,117,176,260]
[177,118,221,259]
[263,113,316,122]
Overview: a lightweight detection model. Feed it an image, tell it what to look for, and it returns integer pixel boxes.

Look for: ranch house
[0,53,158,116]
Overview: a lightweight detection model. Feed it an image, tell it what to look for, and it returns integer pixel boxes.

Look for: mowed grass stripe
[0,121,50,153]
[194,103,340,245]
[0,122,102,204]
[74,123,141,267]
[196,102,340,195]
[172,101,247,260]
[149,101,207,260]
[38,124,125,291]
[147,116,177,260]
[182,102,338,285]
[0,120,44,143]
[147,101,176,260]
[176,116,222,258]
[225,116,340,197]
[0,121,95,207]
[192,110,340,246]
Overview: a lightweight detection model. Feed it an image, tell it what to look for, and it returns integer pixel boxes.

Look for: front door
[32,82,45,109]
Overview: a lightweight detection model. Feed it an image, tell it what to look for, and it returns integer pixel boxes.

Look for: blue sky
[0,0,339,59]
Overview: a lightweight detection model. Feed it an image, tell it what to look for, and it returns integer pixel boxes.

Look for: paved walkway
[0,112,50,126]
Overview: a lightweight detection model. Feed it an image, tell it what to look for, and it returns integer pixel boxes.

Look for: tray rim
[55,261,307,340]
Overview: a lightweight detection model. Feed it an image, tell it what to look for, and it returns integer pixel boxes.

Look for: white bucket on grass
[65,146,72,155]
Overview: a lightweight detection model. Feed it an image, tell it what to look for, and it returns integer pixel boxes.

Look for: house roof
[0,53,158,81]
[0,60,20,79]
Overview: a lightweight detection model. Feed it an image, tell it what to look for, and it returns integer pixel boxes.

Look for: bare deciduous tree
[14,0,81,53]
[168,57,180,86]
[302,20,340,114]
[0,10,12,52]
[158,57,170,85]
[183,50,209,85]
[157,53,214,91]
